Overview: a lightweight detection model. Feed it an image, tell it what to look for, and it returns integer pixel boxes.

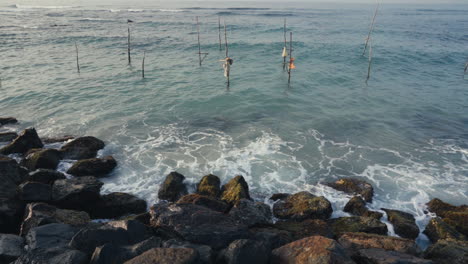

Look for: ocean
[0,1,467,247]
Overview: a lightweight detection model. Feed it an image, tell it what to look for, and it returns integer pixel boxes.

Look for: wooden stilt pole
[218,16,222,51]
[197,16,202,66]
[127,25,131,65]
[75,42,80,74]
[224,21,229,86]
[283,19,287,70]
[366,38,373,84]
[363,2,379,56]
[142,51,146,78]
[464,61,468,75]
[288,32,292,84]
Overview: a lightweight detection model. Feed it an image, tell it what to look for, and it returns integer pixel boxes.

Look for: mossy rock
[423,239,468,264]
[273,191,332,221]
[21,148,61,171]
[423,217,466,243]
[426,198,468,237]
[330,216,388,237]
[274,219,333,240]
[220,175,250,205]
[325,178,374,202]
[177,193,229,213]
[344,196,383,220]
[382,208,419,240]
[157,171,188,202]
[196,174,221,198]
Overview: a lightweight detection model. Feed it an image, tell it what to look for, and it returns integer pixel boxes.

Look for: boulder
[25,223,79,250]
[249,225,293,250]
[423,217,466,243]
[176,193,229,213]
[150,203,249,249]
[220,175,250,204]
[338,232,421,255]
[353,248,433,264]
[0,234,24,263]
[124,248,199,264]
[106,220,150,244]
[423,239,468,264]
[443,211,468,237]
[157,172,188,202]
[12,247,88,264]
[59,136,105,160]
[382,208,419,239]
[0,117,18,126]
[196,174,221,198]
[344,196,383,219]
[52,176,103,211]
[162,239,213,264]
[228,199,272,227]
[0,198,25,233]
[325,178,374,202]
[89,192,147,219]
[273,191,332,221]
[330,217,388,237]
[18,182,52,202]
[426,198,462,217]
[0,156,28,199]
[269,193,290,201]
[271,236,355,264]
[90,237,161,264]
[0,128,43,155]
[0,132,17,142]
[20,203,90,236]
[217,239,270,264]
[426,199,468,236]
[43,136,74,144]
[21,148,61,171]
[274,219,333,240]
[67,156,117,177]
[27,169,66,184]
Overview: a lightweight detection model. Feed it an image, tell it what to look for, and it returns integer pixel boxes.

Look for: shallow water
[1,1,467,246]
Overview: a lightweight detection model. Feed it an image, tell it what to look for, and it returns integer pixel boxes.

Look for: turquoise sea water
[1,1,467,245]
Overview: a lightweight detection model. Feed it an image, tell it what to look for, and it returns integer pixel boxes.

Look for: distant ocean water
[0,1,467,247]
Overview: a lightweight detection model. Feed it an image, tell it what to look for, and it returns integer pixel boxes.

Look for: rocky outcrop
[158,172,188,202]
[21,149,61,171]
[353,248,433,264]
[0,128,43,155]
[27,169,66,184]
[0,132,17,142]
[59,136,105,160]
[89,192,147,219]
[0,234,24,263]
[326,178,374,202]
[217,239,270,264]
[271,236,355,264]
[423,217,466,243]
[67,156,117,177]
[196,174,221,198]
[176,193,229,213]
[52,176,103,211]
[382,208,419,240]
[124,248,199,264]
[0,117,18,126]
[228,199,272,227]
[0,156,28,199]
[274,219,333,240]
[330,217,388,236]
[426,198,468,237]
[18,182,52,202]
[338,232,421,255]
[273,191,332,221]
[423,239,468,264]
[344,196,383,219]
[220,175,250,205]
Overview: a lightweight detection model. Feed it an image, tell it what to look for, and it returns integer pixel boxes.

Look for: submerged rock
[273,191,332,221]
[0,132,18,142]
[21,148,61,171]
[220,175,250,205]
[89,192,147,219]
[18,182,52,202]
[326,177,374,202]
[196,174,221,198]
[382,208,419,240]
[338,232,421,255]
[269,193,290,201]
[353,248,433,264]
[59,136,105,160]
[229,199,272,227]
[157,171,188,202]
[177,193,229,213]
[0,234,24,263]
[124,248,199,264]
[52,176,103,211]
[217,239,270,264]
[423,217,466,243]
[330,216,388,237]
[27,169,66,185]
[344,196,383,219]
[274,219,333,240]
[67,156,117,177]
[0,128,43,155]
[0,117,18,126]
[423,239,468,264]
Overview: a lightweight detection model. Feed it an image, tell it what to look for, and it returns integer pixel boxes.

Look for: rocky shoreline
[0,117,467,264]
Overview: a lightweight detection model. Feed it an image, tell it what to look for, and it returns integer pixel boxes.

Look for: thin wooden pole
[127,25,131,65]
[218,16,222,51]
[224,21,229,86]
[464,61,468,75]
[75,42,80,74]
[366,38,373,84]
[142,51,146,78]
[363,2,379,56]
[196,16,202,66]
[288,32,292,84]
[283,19,287,70]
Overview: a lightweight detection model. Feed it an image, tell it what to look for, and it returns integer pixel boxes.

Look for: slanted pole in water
[288,32,293,84]
[75,42,80,74]
[283,19,287,70]
[127,25,131,65]
[196,16,208,66]
[363,1,379,56]
[366,38,373,84]
[142,51,146,78]
[218,16,222,51]
[464,60,468,76]
[224,21,230,86]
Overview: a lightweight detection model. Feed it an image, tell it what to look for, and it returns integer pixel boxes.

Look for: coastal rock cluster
[0,117,467,264]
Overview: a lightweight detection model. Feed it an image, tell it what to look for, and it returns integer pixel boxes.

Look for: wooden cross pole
[196,16,208,66]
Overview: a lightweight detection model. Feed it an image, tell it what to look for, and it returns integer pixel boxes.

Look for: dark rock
[27,169,66,184]
[89,192,147,219]
[157,171,188,202]
[423,217,466,243]
[0,128,43,155]
[338,232,421,255]
[121,212,151,226]
[353,248,433,264]
[217,239,270,264]
[269,193,290,201]
[271,235,355,264]
[443,211,468,237]
[26,223,79,249]
[330,216,388,236]
[124,248,199,264]
[67,156,117,177]
[43,136,75,144]
[220,175,250,205]
[344,196,383,219]
[196,174,221,198]
[0,234,24,263]
[106,220,150,244]
[20,203,90,236]
[0,117,18,126]
[228,199,272,227]
[177,193,229,213]
[59,136,105,160]
[90,237,161,264]
[248,225,293,250]
[273,191,332,221]
[426,198,468,237]
[52,176,103,211]
[423,239,468,264]
[382,208,419,240]
[426,198,461,217]
[150,203,249,249]
[21,148,61,170]
[0,198,25,233]
[0,132,18,142]
[12,247,88,264]
[0,156,28,199]
[18,181,52,202]
[163,239,213,264]
[326,177,374,202]
[274,219,333,240]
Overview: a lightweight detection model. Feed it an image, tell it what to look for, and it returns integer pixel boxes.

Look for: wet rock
[220,175,250,205]
[196,174,221,198]
[27,169,66,184]
[150,203,249,249]
[67,156,117,177]
[0,128,43,155]
[426,198,462,217]
[423,217,466,243]
[326,177,374,202]
[26,223,79,250]
[121,212,151,226]
[229,199,272,227]
[353,248,433,264]
[21,148,61,170]
[0,156,28,199]
[0,132,18,142]
[59,136,105,160]
[269,193,290,201]
[177,193,229,213]
[163,239,213,264]
[12,247,88,264]
[426,199,468,237]
[443,211,468,237]
[382,208,419,240]
[42,136,74,144]
[89,192,147,219]
[217,239,270,264]
[20,203,90,236]
[249,225,293,250]
[423,239,468,264]
[18,181,52,202]
[90,237,162,264]
[124,248,199,264]
[274,219,333,240]
[52,176,103,211]
[273,191,332,221]
[271,235,355,264]
[0,234,24,263]
[338,232,421,255]
[0,198,25,234]
[0,117,18,126]
[344,196,383,219]
[330,216,388,236]
[106,220,150,244]
[157,171,188,202]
